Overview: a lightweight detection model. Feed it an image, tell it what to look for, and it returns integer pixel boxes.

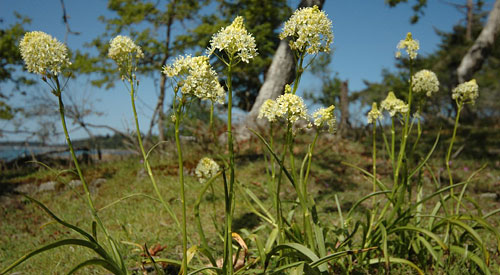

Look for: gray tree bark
[339,80,350,136]
[457,0,500,83]
[235,0,325,141]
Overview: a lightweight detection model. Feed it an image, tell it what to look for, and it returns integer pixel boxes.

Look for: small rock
[479,193,498,200]
[38,181,59,192]
[91,178,106,187]
[68,180,82,188]
[14,183,37,194]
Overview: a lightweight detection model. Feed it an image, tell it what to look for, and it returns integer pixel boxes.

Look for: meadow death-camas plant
[6,5,500,275]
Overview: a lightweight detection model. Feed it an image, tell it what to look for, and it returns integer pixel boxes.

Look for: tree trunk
[466,0,473,42]
[457,0,500,83]
[339,80,350,136]
[236,0,325,141]
[146,0,177,146]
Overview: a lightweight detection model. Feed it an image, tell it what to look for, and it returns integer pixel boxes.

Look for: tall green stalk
[128,79,181,232]
[173,96,188,274]
[446,102,463,198]
[394,62,414,184]
[365,121,377,245]
[223,56,235,275]
[55,77,125,273]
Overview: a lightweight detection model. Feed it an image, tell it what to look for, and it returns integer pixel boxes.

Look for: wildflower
[312,105,336,133]
[207,16,257,63]
[380,91,408,117]
[275,93,308,123]
[162,55,225,104]
[258,99,278,123]
[19,31,71,76]
[412,69,439,97]
[367,102,382,124]
[195,157,220,183]
[452,79,479,105]
[396,32,419,60]
[279,5,333,54]
[108,35,144,80]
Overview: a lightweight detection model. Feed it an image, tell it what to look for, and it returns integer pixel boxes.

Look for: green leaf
[187,266,221,275]
[409,132,440,178]
[310,247,377,268]
[250,129,295,188]
[380,223,389,270]
[346,190,391,218]
[265,228,279,253]
[449,245,491,275]
[435,218,489,265]
[390,226,448,251]
[416,236,441,266]
[341,161,390,192]
[25,195,96,242]
[314,224,327,258]
[264,243,326,273]
[269,261,305,274]
[1,239,114,275]
[242,186,276,224]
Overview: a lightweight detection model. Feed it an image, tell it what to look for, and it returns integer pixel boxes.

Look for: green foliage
[74,0,210,88]
[385,0,428,23]
[180,0,292,110]
[356,7,500,121]
[0,13,34,120]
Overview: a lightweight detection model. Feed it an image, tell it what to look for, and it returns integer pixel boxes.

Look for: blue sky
[0,0,492,142]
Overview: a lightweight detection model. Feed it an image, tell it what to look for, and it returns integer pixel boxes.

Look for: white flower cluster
[195,157,220,183]
[396,32,419,60]
[163,55,225,104]
[452,79,479,105]
[279,5,333,54]
[367,102,382,124]
[275,93,308,123]
[258,99,278,123]
[312,105,336,133]
[108,35,144,79]
[207,16,258,63]
[258,85,307,124]
[381,91,409,117]
[19,31,71,76]
[412,69,439,97]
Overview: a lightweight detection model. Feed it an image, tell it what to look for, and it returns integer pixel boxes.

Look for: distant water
[0,145,132,161]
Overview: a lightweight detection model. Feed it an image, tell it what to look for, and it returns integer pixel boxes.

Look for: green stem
[446,102,462,199]
[391,118,396,178]
[174,99,188,274]
[224,58,235,275]
[291,52,304,95]
[300,131,319,249]
[365,122,377,247]
[395,62,414,184]
[194,174,220,267]
[56,79,125,274]
[129,79,181,229]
